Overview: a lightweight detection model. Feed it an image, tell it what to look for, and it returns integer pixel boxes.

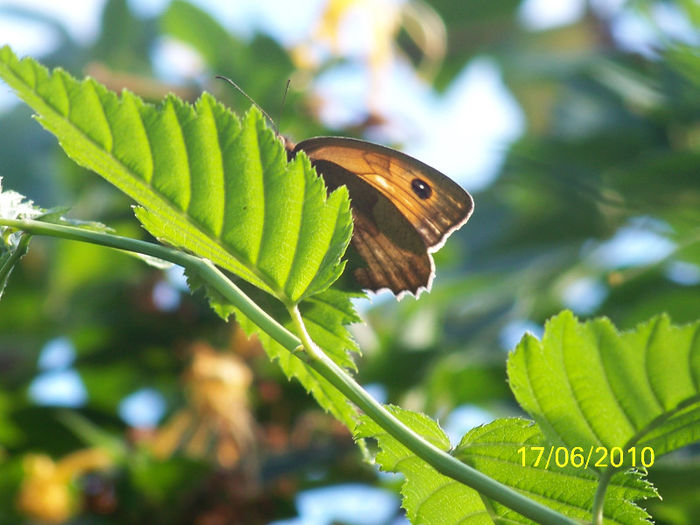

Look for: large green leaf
[508,311,700,466]
[0,45,352,306]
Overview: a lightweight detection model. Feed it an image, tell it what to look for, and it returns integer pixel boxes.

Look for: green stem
[592,468,614,525]
[3,217,579,525]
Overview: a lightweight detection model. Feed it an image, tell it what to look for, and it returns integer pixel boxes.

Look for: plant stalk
[592,468,614,525]
[2,217,580,525]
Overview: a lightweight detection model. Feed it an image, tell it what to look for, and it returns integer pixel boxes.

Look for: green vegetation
[0,1,698,523]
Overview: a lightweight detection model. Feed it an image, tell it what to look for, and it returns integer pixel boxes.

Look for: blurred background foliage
[0,0,699,523]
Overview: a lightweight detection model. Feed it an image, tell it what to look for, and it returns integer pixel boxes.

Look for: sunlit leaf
[0,45,352,306]
[508,311,700,467]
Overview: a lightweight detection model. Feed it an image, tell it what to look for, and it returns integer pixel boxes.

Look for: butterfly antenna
[277,79,291,133]
[215,75,279,134]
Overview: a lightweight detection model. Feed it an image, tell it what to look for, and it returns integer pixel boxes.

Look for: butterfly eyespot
[293,136,473,296]
[411,178,432,199]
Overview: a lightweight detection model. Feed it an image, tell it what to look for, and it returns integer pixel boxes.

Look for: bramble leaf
[0,45,352,306]
[508,311,700,467]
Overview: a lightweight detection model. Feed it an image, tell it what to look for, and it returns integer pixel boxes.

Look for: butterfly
[285,136,474,298]
[214,76,473,297]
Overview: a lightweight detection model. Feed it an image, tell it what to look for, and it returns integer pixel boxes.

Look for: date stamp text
[517,446,655,469]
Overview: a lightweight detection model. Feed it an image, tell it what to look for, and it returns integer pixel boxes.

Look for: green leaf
[0,45,352,306]
[508,311,700,467]
[354,405,490,524]
[454,418,656,524]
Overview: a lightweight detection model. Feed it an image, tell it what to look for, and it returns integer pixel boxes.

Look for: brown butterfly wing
[290,137,474,296]
[312,159,434,294]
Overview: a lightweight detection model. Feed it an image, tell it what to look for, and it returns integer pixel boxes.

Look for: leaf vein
[281,167,305,295]
[252,129,266,267]
[644,317,665,409]
[562,320,604,446]
[413,479,459,518]
[596,328,636,438]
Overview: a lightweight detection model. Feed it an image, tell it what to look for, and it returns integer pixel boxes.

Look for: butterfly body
[286,136,473,297]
